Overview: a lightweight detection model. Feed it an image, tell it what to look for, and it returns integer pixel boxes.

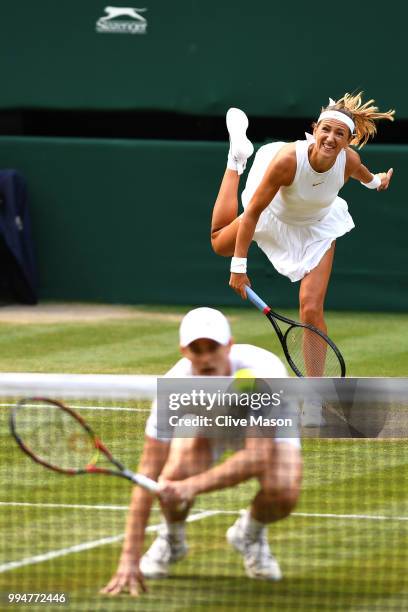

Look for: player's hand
[100,554,147,597]
[229,272,251,299]
[158,478,195,506]
[377,168,393,191]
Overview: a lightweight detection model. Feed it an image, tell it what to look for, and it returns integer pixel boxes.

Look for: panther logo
[96,6,148,34]
[99,6,147,23]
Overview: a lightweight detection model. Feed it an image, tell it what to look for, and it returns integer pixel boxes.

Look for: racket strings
[285,326,342,377]
[15,400,97,471]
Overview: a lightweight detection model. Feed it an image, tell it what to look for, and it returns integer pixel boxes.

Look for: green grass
[0,305,408,610]
[0,306,406,375]
[1,409,407,611]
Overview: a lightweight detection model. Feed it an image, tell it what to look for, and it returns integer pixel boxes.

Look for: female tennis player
[211,93,395,331]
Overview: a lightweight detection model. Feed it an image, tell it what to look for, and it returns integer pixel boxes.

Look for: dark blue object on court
[0,170,37,304]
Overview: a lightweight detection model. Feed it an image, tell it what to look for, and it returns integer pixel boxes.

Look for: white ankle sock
[165,520,186,540]
[227,150,248,175]
[241,510,265,538]
[227,151,239,173]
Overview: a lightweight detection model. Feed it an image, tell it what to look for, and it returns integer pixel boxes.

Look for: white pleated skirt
[247,197,355,282]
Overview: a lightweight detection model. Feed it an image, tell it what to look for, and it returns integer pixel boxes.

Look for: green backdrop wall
[0,136,406,311]
[0,1,400,117]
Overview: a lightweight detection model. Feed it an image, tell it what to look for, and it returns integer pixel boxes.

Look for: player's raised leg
[211,109,254,257]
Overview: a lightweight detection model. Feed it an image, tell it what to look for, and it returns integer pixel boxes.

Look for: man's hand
[377,168,393,191]
[100,554,147,597]
[158,478,196,506]
[229,272,251,299]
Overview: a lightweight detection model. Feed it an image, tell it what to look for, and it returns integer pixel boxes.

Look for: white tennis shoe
[226,108,254,175]
[226,514,282,581]
[140,528,188,579]
[301,400,327,427]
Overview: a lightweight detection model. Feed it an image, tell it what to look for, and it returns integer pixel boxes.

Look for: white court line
[0,501,133,511]
[1,501,408,522]
[0,501,226,512]
[209,510,408,522]
[0,403,149,412]
[0,510,219,574]
[1,505,407,573]
[292,511,408,521]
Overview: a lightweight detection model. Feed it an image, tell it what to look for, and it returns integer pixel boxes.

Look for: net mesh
[285,326,343,377]
[1,373,407,611]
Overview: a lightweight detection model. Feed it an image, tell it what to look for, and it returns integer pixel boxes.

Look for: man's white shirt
[145,344,291,441]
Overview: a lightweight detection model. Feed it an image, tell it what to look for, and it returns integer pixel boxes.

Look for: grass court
[0,305,407,611]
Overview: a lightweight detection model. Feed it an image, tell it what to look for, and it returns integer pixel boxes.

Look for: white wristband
[361,174,381,189]
[230,257,247,274]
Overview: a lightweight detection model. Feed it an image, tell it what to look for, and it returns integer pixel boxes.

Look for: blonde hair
[320,92,395,148]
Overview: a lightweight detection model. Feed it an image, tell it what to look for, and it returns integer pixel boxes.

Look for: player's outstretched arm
[347,148,393,191]
[101,436,169,597]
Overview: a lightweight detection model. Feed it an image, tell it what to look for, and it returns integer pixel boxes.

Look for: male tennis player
[101,307,302,596]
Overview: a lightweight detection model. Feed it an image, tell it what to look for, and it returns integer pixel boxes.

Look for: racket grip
[130,472,187,511]
[130,472,159,493]
[245,286,269,312]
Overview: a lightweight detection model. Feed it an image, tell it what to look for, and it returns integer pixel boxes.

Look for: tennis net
[1,373,407,611]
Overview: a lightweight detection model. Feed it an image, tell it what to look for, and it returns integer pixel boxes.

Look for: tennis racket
[10,397,159,494]
[245,286,346,377]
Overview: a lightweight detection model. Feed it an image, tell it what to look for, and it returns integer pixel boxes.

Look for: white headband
[317,110,355,134]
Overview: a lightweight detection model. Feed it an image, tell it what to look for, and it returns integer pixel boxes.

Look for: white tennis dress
[241,137,355,282]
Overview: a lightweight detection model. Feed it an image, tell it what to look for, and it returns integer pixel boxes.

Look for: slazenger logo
[96,6,148,34]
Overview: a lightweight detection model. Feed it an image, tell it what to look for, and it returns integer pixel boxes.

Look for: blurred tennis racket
[245,286,346,377]
[10,397,159,493]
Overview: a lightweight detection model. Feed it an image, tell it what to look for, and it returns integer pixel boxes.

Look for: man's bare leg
[140,437,213,578]
[227,440,302,580]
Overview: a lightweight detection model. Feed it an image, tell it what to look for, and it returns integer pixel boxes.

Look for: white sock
[165,520,186,540]
[227,150,248,175]
[227,150,239,173]
[241,510,265,539]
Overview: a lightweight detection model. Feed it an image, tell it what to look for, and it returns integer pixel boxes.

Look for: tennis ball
[233,368,256,393]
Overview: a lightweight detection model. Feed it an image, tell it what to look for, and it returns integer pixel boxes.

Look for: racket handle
[127,471,187,511]
[245,286,269,312]
[127,471,159,493]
